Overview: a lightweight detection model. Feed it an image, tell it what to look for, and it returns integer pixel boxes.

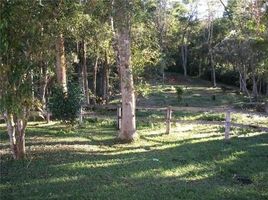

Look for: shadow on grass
[1,129,268,200]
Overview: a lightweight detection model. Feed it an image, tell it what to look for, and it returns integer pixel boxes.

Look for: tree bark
[252,75,258,100]
[6,114,17,159]
[6,113,27,159]
[117,29,137,141]
[103,51,110,104]
[181,45,188,77]
[55,33,67,93]
[39,64,49,111]
[115,0,137,141]
[211,56,216,87]
[266,82,268,96]
[93,55,99,105]
[82,41,90,105]
[239,71,252,102]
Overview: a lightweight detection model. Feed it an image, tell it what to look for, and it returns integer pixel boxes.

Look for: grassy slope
[1,75,267,200]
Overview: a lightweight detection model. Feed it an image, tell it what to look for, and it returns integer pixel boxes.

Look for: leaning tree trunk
[55,33,67,93]
[115,0,136,141]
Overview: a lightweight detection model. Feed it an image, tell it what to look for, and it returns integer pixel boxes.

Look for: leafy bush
[175,86,184,102]
[48,83,83,123]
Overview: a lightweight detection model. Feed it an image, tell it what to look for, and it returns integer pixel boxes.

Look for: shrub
[48,83,83,123]
[175,86,184,102]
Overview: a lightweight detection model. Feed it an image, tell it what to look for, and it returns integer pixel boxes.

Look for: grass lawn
[1,118,268,200]
[1,78,267,200]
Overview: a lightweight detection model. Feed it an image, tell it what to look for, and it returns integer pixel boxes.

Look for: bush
[48,83,83,123]
[175,86,184,102]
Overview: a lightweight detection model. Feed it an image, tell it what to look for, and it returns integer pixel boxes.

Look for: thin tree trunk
[39,64,49,108]
[55,33,67,93]
[6,114,17,159]
[181,45,187,77]
[211,55,216,87]
[266,82,268,96]
[239,71,251,102]
[239,75,243,92]
[252,75,258,100]
[258,78,262,95]
[82,41,89,105]
[198,59,202,77]
[103,51,110,104]
[93,55,99,105]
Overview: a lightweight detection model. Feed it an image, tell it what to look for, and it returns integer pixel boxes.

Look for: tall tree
[55,33,67,92]
[0,0,42,159]
[114,0,137,141]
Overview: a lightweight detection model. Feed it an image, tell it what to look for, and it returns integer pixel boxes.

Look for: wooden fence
[111,105,268,141]
[1,104,266,142]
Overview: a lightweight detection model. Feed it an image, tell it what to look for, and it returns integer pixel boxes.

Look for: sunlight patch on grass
[216,151,246,165]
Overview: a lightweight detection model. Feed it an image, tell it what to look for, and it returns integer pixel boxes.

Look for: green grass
[137,84,248,108]
[1,120,268,200]
[1,77,267,199]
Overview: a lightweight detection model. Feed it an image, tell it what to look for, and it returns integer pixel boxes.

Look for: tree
[0,1,42,159]
[114,0,137,141]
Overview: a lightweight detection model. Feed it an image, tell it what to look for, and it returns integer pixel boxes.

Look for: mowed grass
[1,119,268,200]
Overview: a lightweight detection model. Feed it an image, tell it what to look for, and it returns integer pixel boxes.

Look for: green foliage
[48,83,83,123]
[135,82,152,98]
[175,86,184,102]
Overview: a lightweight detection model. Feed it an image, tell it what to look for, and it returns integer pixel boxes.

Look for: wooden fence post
[225,110,231,141]
[79,106,83,124]
[166,106,172,134]
[117,106,122,130]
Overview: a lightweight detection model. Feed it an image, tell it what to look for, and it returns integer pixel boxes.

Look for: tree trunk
[239,71,251,102]
[6,114,27,160]
[6,114,17,159]
[103,51,110,104]
[117,29,137,141]
[93,55,99,105]
[252,75,258,100]
[55,33,67,93]
[266,82,268,96]
[181,45,187,77]
[16,118,26,159]
[198,59,202,77]
[39,64,49,108]
[115,0,137,141]
[211,57,216,87]
[239,75,243,92]
[82,41,89,105]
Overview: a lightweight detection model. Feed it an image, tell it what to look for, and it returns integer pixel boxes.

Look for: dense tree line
[0,0,267,159]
